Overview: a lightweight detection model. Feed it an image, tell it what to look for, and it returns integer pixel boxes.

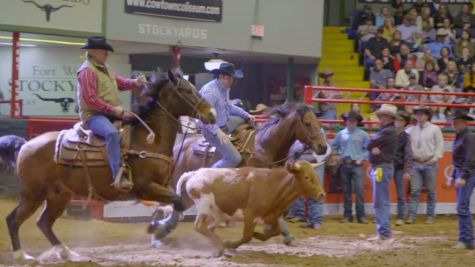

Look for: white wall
[0,46,132,117]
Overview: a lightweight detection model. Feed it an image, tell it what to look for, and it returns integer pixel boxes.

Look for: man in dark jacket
[367,104,399,241]
[450,109,475,250]
[393,111,414,226]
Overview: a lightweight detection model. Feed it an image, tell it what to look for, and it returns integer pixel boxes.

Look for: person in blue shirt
[332,111,370,224]
[200,62,255,168]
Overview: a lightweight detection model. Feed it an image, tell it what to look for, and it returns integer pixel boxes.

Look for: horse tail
[0,135,26,170]
[176,171,195,197]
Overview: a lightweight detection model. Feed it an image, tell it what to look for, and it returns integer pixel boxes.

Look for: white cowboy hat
[375,104,398,118]
[250,103,270,114]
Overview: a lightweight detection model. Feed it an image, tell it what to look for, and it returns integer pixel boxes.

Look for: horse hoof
[55,245,82,261]
[212,250,224,258]
[13,249,35,261]
[283,235,296,246]
[152,223,170,240]
[150,235,165,248]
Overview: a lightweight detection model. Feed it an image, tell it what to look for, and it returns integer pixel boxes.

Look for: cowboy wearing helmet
[406,105,444,224]
[76,36,146,191]
[450,109,475,250]
[200,62,255,168]
[367,104,399,242]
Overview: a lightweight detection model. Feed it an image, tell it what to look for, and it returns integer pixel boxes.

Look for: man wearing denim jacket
[200,62,255,168]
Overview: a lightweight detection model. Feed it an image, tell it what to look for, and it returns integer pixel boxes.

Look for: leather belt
[344,159,356,164]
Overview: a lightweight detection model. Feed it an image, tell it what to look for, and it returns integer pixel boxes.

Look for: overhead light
[0,42,36,47]
[0,36,84,46]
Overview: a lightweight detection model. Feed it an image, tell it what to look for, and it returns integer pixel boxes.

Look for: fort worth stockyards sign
[125,0,223,22]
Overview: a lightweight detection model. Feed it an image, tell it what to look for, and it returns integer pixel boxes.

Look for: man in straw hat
[393,111,414,226]
[367,104,399,241]
[449,109,475,250]
[317,68,341,119]
[331,111,370,224]
[77,35,146,191]
[200,62,255,168]
[406,105,444,224]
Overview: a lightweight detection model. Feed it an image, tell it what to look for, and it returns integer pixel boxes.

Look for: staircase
[319,26,370,118]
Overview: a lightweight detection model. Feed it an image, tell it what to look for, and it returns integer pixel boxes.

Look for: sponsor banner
[124,0,222,22]
[0,0,103,36]
[358,0,470,3]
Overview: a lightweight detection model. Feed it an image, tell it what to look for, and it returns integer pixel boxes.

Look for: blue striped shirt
[200,79,250,135]
[331,127,370,161]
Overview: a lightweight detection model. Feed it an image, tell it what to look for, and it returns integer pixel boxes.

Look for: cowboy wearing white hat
[367,104,399,242]
[406,105,444,224]
[450,109,475,250]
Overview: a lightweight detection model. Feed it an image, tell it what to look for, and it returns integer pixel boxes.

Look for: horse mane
[132,73,170,120]
[257,102,312,133]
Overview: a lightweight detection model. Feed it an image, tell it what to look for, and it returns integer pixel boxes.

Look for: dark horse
[169,102,328,245]
[2,71,216,261]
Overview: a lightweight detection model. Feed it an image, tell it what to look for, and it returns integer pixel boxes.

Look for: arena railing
[303,85,475,139]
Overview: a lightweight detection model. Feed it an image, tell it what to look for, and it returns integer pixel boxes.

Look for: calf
[176,160,325,256]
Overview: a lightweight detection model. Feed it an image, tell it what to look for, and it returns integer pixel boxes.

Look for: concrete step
[322,46,354,54]
[323,27,346,34]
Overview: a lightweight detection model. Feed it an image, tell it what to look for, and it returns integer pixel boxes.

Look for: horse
[2,71,216,261]
[164,102,328,245]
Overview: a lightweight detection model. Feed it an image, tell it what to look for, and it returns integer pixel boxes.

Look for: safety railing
[0,100,23,117]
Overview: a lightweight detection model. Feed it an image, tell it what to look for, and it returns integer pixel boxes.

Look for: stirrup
[111,165,133,192]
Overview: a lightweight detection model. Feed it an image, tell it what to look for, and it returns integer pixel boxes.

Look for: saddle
[191,124,255,165]
[54,122,131,167]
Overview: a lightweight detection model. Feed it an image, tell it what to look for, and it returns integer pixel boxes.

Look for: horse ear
[168,70,178,84]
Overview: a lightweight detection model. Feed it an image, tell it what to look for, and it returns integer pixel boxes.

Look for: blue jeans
[393,167,406,220]
[340,163,365,219]
[203,132,241,169]
[456,172,475,247]
[288,165,325,226]
[371,163,394,238]
[86,115,120,179]
[407,162,438,218]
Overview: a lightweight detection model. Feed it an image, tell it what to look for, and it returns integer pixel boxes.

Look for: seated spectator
[428,0,442,16]
[397,15,423,47]
[434,3,454,29]
[358,18,378,47]
[376,6,393,28]
[463,64,475,89]
[370,58,394,89]
[441,18,457,45]
[393,43,417,72]
[383,18,396,42]
[316,69,341,119]
[416,49,439,72]
[430,73,456,103]
[445,60,462,90]
[393,4,405,26]
[354,4,376,30]
[437,47,453,72]
[417,4,434,31]
[454,3,475,33]
[364,27,389,67]
[454,86,475,118]
[379,47,395,71]
[425,29,451,59]
[454,30,475,59]
[391,0,403,11]
[406,7,419,22]
[420,61,438,88]
[389,30,408,55]
[431,105,451,123]
[413,0,425,14]
[420,19,437,43]
[456,47,474,74]
[395,61,419,88]
[405,73,425,102]
[372,77,396,111]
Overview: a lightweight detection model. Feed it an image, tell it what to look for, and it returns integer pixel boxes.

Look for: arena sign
[358,0,470,3]
[124,0,223,22]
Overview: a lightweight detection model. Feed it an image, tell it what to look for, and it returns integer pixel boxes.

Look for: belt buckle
[344,159,353,164]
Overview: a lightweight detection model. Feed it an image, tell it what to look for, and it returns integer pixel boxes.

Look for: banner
[124,0,222,22]
[358,0,470,3]
[0,0,104,36]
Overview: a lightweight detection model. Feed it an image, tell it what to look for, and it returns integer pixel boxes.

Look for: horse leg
[36,189,80,261]
[6,195,45,261]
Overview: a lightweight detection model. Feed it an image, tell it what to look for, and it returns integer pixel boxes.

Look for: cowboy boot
[111,165,133,192]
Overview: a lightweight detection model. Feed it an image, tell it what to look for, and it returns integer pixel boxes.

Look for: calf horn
[310,161,326,169]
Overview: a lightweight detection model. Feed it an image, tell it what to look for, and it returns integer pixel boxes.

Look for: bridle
[296,111,325,145]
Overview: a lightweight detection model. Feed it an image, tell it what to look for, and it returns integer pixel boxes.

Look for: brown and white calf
[176,160,325,255]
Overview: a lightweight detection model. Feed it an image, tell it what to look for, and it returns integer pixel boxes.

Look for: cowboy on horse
[76,36,147,191]
[199,62,256,168]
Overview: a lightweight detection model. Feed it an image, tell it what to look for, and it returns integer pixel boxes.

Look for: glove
[112,106,125,118]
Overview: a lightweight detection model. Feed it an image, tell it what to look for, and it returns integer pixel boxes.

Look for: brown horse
[167,102,327,245]
[3,71,216,261]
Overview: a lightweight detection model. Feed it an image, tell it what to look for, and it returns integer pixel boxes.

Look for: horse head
[149,70,216,124]
[289,103,328,155]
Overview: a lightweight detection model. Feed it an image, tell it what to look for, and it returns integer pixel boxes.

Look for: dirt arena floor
[0,198,474,267]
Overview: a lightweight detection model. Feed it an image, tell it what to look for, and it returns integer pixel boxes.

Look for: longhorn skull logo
[33,94,75,113]
[22,0,73,22]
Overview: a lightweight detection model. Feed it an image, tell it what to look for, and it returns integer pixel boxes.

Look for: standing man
[200,62,255,168]
[406,106,444,224]
[450,109,475,250]
[367,104,399,241]
[393,111,414,226]
[76,36,146,191]
[332,111,370,224]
